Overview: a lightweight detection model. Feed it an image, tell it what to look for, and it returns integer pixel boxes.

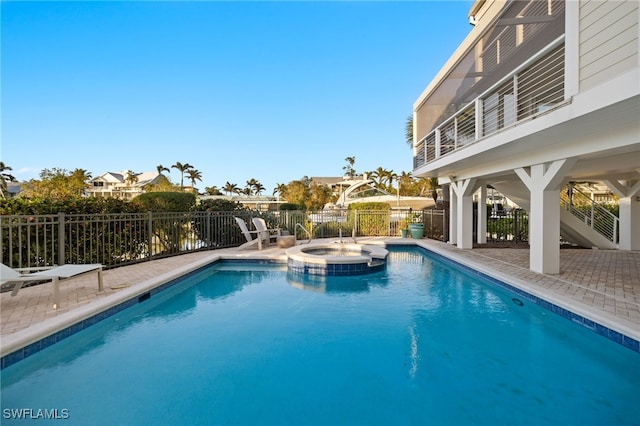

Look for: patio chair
[235,217,264,250]
[1,263,104,309]
[252,218,281,247]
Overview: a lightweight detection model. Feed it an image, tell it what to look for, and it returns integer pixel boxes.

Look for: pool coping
[2,239,638,369]
[286,243,388,276]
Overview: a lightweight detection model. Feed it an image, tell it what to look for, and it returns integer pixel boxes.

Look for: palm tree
[428,177,439,202]
[253,182,266,195]
[0,162,17,199]
[273,183,286,199]
[156,164,170,175]
[398,171,413,196]
[70,168,92,197]
[386,170,396,189]
[171,162,193,190]
[124,170,139,187]
[405,115,414,148]
[246,178,264,195]
[204,186,222,196]
[186,169,203,189]
[343,156,356,178]
[223,181,239,196]
[370,166,389,188]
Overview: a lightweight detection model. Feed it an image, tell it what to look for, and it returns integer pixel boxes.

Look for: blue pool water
[1,248,639,425]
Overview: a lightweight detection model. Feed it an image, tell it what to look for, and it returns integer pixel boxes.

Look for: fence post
[58,212,66,265]
[148,211,153,259]
[206,211,212,249]
[354,210,359,237]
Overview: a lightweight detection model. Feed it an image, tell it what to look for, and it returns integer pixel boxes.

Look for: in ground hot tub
[285,243,388,276]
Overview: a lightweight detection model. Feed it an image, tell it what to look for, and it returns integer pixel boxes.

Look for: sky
[1,0,474,194]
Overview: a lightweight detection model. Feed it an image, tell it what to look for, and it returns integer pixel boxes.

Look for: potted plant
[400,217,411,238]
[408,212,424,239]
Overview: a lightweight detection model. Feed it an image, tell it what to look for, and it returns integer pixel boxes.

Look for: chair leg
[52,277,60,309]
[11,282,24,297]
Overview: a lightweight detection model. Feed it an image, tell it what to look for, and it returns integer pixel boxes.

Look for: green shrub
[133,192,196,212]
[347,202,390,211]
[193,198,245,212]
[0,197,142,215]
[313,221,352,238]
[345,203,390,236]
[279,203,301,211]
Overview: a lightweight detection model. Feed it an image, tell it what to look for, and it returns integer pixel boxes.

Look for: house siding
[579,0,639,91]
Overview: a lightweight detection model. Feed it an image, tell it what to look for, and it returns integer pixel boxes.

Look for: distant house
[87,171,163,200]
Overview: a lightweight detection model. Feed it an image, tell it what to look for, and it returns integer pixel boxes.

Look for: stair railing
[560,185,618,245]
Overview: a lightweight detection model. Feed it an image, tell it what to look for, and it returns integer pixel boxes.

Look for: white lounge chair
[252,218,280,247]
[1,263,104,309]
[235,217,264,250]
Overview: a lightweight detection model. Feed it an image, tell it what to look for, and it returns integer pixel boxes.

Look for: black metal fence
[473,208,529,244]
[1,209,450,269]
[1,207,532,269]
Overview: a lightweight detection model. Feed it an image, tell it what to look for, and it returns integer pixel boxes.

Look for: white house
[87,171,163,200]
[412,0,639,273]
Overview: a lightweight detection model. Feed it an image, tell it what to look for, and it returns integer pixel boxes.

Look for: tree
[125,170,139,187]
[21,168,88,199]
[247,178,266,195]
[0,162,17,199]
[397,171,413,196]
[69,169,92,196]
[343,156,356,178]
[387,170,397,192]
[156,164,170,175]
[369,167,389,188]
[273,183,286,198]
[204,186,222,196]
[186,169,203,189]
[405,115,414,148]
[309,182,334,210]
[171,162,193,190]
[223,181,238,196]
[427,177,439,202]
[281,179,310,209]
[144,175,178,193]
[244,178,259,196]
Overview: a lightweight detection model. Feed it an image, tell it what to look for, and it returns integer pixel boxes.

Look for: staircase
[559,185,618,249]
[490,181,619,249]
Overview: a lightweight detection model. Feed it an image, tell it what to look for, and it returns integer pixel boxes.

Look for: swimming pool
[2,247,639,425]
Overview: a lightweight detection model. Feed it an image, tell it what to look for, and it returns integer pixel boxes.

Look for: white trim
[564,0,580,98]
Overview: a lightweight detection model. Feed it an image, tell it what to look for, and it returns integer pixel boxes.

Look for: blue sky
[2,0,473,193]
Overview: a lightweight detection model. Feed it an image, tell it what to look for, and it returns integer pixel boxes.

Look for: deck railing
[414,39,565,169]
[1,209,447,269]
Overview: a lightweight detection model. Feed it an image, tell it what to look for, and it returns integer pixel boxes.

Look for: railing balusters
[414,42,565,169]
[3,209,455,269]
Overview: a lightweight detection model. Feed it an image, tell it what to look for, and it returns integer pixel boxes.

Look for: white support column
[515,159,575,274]
[450,178,477,249]
[604,178,640,250]
[449,184,457,244]
[477,184,487,244]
